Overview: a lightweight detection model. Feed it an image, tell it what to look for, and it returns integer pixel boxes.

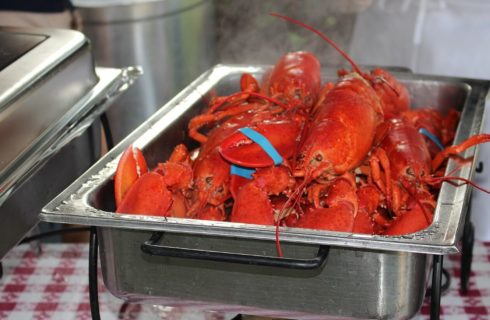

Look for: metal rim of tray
[0,66,140,207]
[40,64,490,255]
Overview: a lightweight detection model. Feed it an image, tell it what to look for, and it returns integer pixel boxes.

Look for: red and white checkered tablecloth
[1,242,490,320]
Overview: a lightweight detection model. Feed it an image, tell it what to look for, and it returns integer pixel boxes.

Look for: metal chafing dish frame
[0,27,142,260]
[39,64,489,319]
[0,66,140,204]
[41,64,489,255]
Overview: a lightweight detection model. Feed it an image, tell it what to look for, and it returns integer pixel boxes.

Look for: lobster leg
[432,134,490,171]
[368,147,404,215]
[189,104,264,144]
[206,73,269,115]
[352,184,380,234]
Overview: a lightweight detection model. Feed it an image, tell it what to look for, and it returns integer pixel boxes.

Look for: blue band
[230,165,255,179]
[238,127,283,165]
[419,128,444,150]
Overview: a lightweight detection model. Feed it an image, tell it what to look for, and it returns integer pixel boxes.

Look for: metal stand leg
[0,261,3,279]
[461,218,475,294]
[430,255,443,320]
[460,177,477,295]
[87,113,110,320]
[89,226,101,320]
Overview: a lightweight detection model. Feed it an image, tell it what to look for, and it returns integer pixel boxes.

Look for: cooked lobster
[112,14,489,240]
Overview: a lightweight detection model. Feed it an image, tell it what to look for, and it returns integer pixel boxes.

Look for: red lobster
[186,64,307,220]
[365,116,436,235]
[112,13,490,241]
[269,14,409,233]
[366,114,490,235]
[218,51,322,225]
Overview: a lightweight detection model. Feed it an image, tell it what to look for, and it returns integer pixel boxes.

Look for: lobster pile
[114,14,490,237]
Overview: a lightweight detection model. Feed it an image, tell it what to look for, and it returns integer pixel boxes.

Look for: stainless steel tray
[40,65,488,318]
[41,64,489,255]
[97,228,430,319]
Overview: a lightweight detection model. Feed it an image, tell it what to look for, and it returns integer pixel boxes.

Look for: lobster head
[192,149,231,207]
[264,51,321,110]
[369,68,411,116]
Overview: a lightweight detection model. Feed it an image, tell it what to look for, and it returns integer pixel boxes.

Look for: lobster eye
[315,154,323,162]
[406,167,415,177]
[205,176,213,185]
[294,88,302,99]
[216,186,223,193]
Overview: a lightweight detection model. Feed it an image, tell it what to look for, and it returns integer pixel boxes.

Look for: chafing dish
[41,65,489,318]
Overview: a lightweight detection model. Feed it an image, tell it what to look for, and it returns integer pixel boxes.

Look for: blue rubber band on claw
[419,128,444,150]
[230,165,255,180]
[239,127,283,165]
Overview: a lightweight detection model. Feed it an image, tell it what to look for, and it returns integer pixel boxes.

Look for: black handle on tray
[141,232,329,270]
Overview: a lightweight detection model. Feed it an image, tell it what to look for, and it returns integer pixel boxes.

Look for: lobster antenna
[428,176,490,194]
[275,174,311,257]
[208,91,288,114]
[270,13,364,76]
[275,222,283,257]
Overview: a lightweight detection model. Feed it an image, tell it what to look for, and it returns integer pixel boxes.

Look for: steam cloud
[215,0,373,67]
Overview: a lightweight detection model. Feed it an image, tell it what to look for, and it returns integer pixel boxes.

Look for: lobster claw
[114,145,148,207]
[297,176,358,232]
[197,205,227,221]
[230,174,251,199]
[296,206,356,232]
[116,172,172,216]
[230,183,275,225]
[383,201,431,236]
[218,120,302,168]
[230,166,292,225]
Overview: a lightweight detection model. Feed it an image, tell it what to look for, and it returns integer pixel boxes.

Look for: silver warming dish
[41,65,489,319]
[0,27,138,259]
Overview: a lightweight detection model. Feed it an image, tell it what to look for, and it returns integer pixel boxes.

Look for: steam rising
[216,0,372,68]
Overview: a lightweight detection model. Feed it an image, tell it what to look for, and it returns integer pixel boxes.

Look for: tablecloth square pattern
[0,244,109,320]
[1,242,490,319]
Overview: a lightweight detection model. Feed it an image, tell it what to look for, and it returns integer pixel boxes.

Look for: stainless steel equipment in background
[73,0,216,143]
[0,27,138,259]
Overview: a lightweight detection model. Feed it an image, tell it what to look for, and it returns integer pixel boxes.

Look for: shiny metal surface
[74,0,216,142]
[0,64,137,258]
[0,28,88,110]
[0,28,96,206]
[98,228,430,319]
[41,65,489,255]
